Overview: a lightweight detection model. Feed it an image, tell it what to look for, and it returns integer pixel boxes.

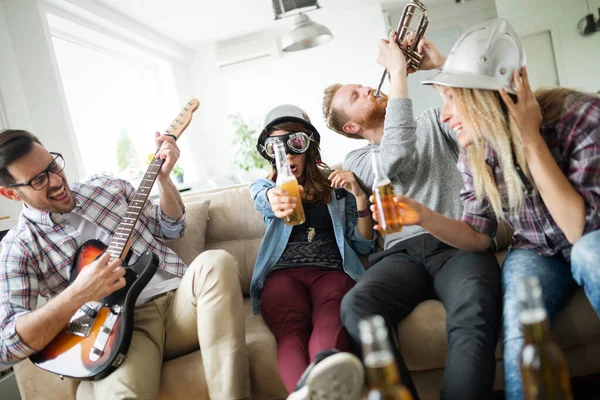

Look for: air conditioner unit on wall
[215,33,280,68]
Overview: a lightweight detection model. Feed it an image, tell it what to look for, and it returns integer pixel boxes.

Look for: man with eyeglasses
[0,129,251,399]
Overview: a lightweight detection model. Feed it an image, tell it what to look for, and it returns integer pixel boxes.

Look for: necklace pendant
[307,227,316,243]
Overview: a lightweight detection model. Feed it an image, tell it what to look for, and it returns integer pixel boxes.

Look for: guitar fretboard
[105,157,164,260]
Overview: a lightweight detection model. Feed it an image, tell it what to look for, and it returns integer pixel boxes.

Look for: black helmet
[256,104,321,162]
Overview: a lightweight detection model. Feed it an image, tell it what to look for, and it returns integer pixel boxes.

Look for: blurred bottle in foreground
[518,276,573,400]
[359,315,413,400]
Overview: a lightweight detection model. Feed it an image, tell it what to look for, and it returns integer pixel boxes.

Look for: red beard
[356,94,388,130]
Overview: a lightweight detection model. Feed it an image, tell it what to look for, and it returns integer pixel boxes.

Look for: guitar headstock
[165,98,200,140]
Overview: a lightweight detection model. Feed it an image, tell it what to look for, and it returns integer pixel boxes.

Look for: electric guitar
[30,99,200,380]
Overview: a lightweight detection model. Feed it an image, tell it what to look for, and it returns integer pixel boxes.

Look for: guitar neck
[106,156,164,260]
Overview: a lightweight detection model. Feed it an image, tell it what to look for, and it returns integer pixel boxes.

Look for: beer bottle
[518,276,573,400]
[371,148,402,234]
[273,140,305,226]
[359,315,414,400]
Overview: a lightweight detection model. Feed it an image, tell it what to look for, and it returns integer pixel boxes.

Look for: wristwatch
[356,207,370,218]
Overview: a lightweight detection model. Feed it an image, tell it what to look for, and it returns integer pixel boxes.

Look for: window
[48,14,195,185]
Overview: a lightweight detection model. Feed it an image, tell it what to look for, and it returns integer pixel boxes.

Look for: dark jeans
[341,234,502,400]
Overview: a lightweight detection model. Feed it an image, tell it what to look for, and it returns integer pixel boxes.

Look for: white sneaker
[287,350,364,400]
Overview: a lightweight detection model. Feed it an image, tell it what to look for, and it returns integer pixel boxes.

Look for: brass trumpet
[374,0,429,97]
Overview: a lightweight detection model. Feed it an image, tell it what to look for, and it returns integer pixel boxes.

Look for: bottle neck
[371,148,390,187]
[520,309,551,344]
[517,276,552,344]
[273,142,293,179]
[360,316,395,367]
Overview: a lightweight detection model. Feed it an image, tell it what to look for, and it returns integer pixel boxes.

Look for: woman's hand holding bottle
[267,186,304,219]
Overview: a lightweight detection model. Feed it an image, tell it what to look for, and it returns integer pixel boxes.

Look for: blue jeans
[502,230,600,400]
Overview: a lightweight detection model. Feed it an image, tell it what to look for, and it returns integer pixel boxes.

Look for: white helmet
[421,18,525,94]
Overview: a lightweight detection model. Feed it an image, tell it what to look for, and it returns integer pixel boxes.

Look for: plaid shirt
[459,95,600,261]
[0,174,186,364]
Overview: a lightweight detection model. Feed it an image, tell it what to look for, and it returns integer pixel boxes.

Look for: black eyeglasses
[6,152,65,191]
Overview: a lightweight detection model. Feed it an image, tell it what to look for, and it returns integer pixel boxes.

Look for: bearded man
[320,33,503,400]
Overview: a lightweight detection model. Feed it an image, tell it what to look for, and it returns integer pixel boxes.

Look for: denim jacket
[249,178,376,314]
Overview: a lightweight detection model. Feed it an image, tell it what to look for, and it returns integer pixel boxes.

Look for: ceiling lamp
[281,13,333,52]
[272,0,333,52]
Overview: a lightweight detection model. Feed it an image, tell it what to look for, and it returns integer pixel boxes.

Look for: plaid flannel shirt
[0,174,186,364]
[459,95,600,261]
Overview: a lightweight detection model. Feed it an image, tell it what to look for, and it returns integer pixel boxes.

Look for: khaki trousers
[83,250,250,400]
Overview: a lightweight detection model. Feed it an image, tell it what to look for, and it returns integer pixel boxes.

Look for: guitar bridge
[66,302,102,337]
[89,305,122,361]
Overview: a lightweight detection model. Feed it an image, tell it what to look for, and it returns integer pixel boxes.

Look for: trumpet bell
[375,0,429,97]
[397,0,429,72]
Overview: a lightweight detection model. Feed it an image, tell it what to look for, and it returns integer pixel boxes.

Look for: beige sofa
[13,183,600,400]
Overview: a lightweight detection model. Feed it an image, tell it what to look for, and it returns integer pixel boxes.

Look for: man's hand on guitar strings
[68,253,126,304]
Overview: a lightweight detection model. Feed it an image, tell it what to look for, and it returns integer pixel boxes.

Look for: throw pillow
[164,200,210,265]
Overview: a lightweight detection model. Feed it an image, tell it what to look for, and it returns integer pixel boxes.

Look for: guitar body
[30,240,159,380]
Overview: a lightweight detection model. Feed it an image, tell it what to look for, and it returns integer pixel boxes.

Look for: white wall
[190,3,389,178]
[495,0,600,92]
[0,2,28,230]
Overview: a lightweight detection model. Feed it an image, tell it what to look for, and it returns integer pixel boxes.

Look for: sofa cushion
[165,200,210,265]
[183,186,266,295]
[185,185,265,244]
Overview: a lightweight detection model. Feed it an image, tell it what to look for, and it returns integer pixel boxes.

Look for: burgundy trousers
[260,267,356,393]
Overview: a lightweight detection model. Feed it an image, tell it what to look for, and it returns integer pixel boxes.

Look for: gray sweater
[344,98,463,250]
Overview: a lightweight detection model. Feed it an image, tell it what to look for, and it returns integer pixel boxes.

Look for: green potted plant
[229,114,269,182]
[171,164,184,183]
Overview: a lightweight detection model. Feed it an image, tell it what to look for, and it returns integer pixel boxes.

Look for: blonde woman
[370,19,600,400]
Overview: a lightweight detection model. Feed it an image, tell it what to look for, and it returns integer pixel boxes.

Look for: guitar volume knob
[81,303,98,318]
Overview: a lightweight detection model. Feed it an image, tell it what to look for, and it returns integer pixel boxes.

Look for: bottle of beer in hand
[518,276,573,400]
[359,315,414,400]
[273,141,305,226]
[371,148,402,234]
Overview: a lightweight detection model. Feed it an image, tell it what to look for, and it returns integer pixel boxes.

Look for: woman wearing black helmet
[250,104,376,399]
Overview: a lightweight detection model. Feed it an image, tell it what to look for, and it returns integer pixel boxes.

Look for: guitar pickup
[89,307,121,362]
